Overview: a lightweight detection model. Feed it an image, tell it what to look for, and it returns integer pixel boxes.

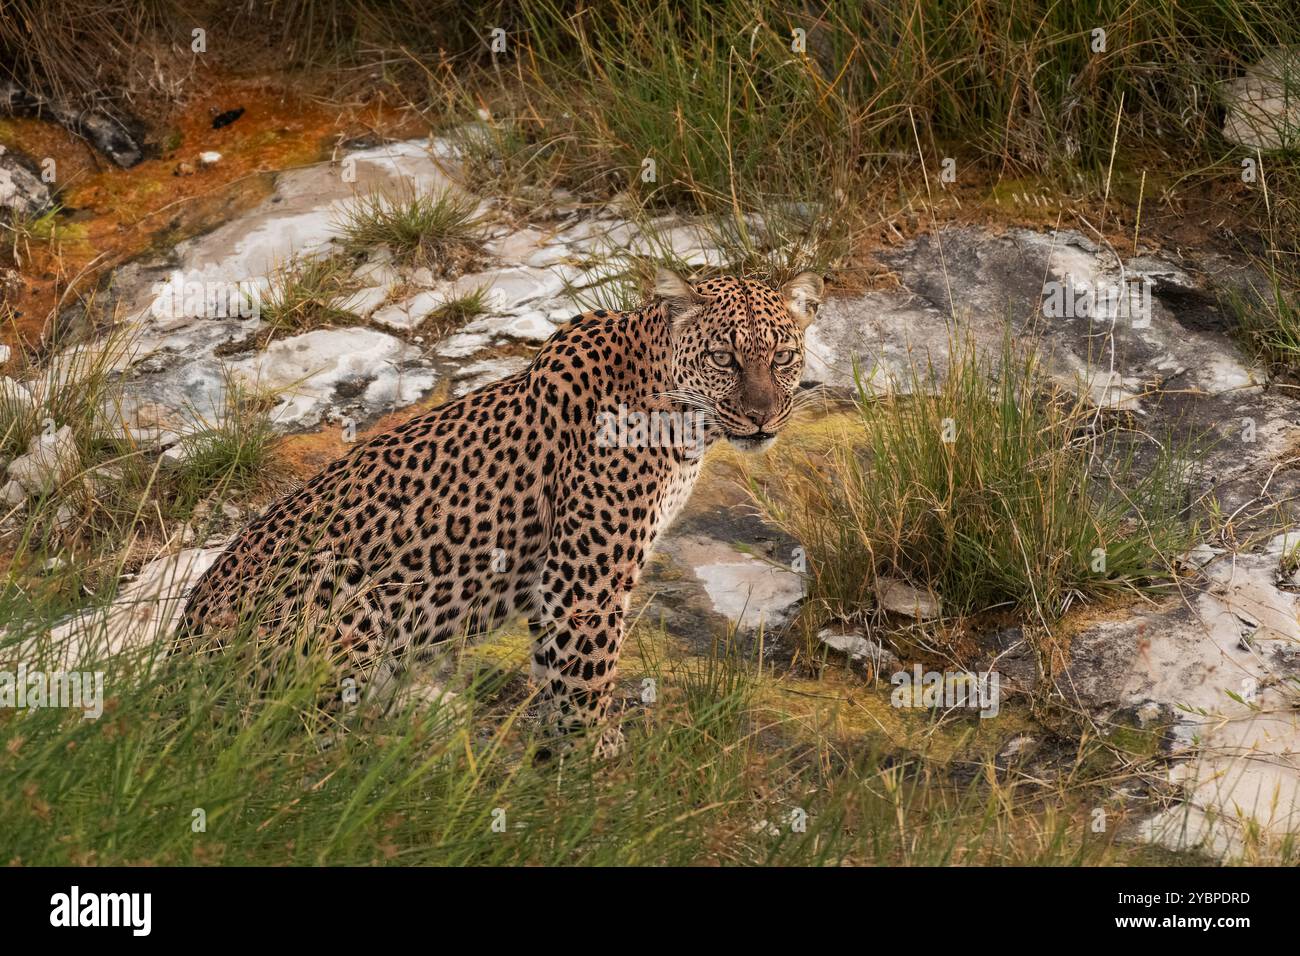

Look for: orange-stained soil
[0,72,426,354]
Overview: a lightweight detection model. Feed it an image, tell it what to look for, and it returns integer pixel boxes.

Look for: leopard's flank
[176,269,823,754]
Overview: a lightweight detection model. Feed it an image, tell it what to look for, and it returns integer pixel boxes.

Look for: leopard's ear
[654,267,708,325]
[782,272,824,328]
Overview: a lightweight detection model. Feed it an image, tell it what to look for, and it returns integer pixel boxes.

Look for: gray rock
[875,577,942,620]
[0,145,52,217]
[1223,48,1300,151]
[7,425,80,497]
[817,628,900,671]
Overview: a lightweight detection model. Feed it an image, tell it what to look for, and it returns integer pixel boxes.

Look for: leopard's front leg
[531,494,643,757]
[532,597,629,757]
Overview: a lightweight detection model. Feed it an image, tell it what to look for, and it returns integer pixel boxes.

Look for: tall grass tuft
[336,184,486,273]
[752,333,1197,629]
[259,253,361,335]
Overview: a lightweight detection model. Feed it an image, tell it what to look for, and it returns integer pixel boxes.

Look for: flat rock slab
[1065,537,1300,857]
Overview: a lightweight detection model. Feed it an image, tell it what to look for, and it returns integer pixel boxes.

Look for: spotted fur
[176,269,823,753]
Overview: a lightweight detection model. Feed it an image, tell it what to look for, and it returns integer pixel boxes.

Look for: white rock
[353,251,401,288]
[1183,542,1225,569]
[0,375,32,407]
[546,302,583,322]
[232,327,434,428]
[485,228,548,263]
[371,291,443,331]
[818,628,899,670]
[875,577,942,620]
[7,425,80,496]
[692,555,804,630]
[363,368,438,412]
[52,503,77,534]
[198,151,222,167]
[451,357,531,396]
[458,266,566,312]
[338,284,389,318]
[435,333,494,359]
[24,546,224,668]
[498,311,557,343]
[524,245,569,268]
[1223,48,1300,151]
[0,479,26,507]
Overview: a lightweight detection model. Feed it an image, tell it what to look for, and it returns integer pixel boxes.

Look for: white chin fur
[728,434,777,453]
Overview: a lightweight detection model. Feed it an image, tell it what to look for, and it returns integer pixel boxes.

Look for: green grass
[752,332,1197,633]
[1228,270,1300,371]
[336,184,486,272]
[0,611,1169,866]
[412,0,1300,279]
[0,330,278,587]
[258,253,361,335]
[4,0,1296,868]
[168,370,280,509]
[424,285,490,338]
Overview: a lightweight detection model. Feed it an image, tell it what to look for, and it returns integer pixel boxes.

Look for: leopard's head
[658,268,823,453]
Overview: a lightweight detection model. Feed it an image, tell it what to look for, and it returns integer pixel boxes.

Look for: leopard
[175,267,824,755]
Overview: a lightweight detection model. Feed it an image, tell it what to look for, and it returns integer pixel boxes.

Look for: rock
[437,266,566,314]
[546,302,583,322]
[434,333,493,359]
[1223,48,1300,151]
[353,250,402,288]
[0,145,52,217]
[460,310,557,344]
[231,327,436,429]
[1,81,143,167]
[801,226,1265,406]
[450,357,531,396]
[18,547,224,668]
[0,479,26,507]
[875,577,942,620]
[174,161,196,177]
[371,291,442,331]
[485,228,550,263]
[7,425,80,497]
[0,375,32,407]
[1065,546,1300,856]
[86,465,123,497]
[52,504,77,534]
[817,628,900,671]
[996,734,1040,764]
[338,284,389,318]
[499,311,557,343]
[525,245,569,268]
[1182,542,1224,569]
[198,151,222,168]
[1131,806,1243,861]
[673,536,804,631]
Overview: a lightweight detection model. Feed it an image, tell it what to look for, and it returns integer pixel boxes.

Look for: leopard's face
[660,270,823,453]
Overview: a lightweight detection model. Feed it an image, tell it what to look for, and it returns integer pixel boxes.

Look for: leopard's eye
[773,349,797,368]
[708,350,735,369]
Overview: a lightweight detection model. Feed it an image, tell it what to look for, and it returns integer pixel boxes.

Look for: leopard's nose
[740,408,779,433]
